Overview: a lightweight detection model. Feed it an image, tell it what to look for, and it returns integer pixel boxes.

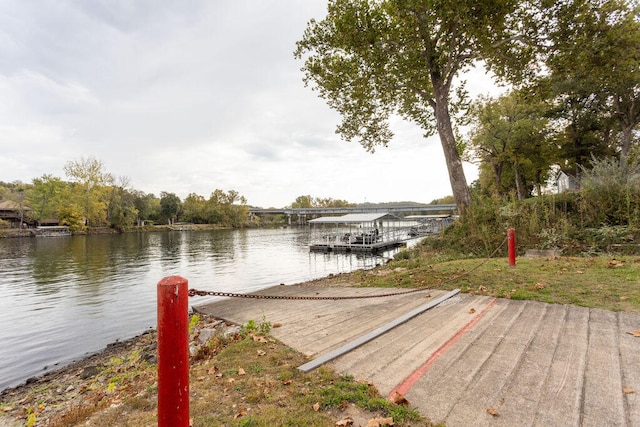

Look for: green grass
[357,252,640,313]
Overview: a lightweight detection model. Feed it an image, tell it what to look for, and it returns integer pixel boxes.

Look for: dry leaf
[282,379,292,385]
[390,391,410,406]
[608,260,625,268]
[469,308,476,314]
[487,408,500,417]
[627,330,640,337]
[576,270,584,274]
[227,378,235,383]
[257,350,266,356]
[207,366,218,375]
[366,417,394,427]
[535,282,545,290]
[252,335,268,343]
[620,296,630,301]
[313,402,320,412]
[272,323,282,328]
[335,417,354,426]
[624,388,635,394]
[189,418,194,427]
[479,285,488,292]
[233,409,246,419]
[338,400,349,410]
[238,368,246,376]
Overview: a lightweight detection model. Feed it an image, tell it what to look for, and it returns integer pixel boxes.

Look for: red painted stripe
[389,298,497,398]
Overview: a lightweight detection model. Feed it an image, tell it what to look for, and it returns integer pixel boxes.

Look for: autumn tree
[63,156,113,227]
[27,174,67,222]
[295,0,530,212]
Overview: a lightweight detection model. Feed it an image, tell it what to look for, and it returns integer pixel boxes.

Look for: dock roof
[308,212,391,224]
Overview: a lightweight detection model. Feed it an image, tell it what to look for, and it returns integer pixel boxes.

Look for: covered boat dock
[308,212,408,253]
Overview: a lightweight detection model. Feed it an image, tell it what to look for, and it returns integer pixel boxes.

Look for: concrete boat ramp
[194,284,640,426]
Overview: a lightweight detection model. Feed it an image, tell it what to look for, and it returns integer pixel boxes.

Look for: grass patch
[362,252,640,313]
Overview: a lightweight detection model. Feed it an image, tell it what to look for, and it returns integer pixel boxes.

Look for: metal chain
[188,287,429,300]
[188,235,509,301]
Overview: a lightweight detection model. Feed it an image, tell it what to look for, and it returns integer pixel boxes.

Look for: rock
[223,325,241,338]
[197,328,218,346]
[80,365,100,379]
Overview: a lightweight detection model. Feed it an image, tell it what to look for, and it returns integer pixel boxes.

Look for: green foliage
[428,173,640,256]
[240,318,271,336]
[580,156,640,227]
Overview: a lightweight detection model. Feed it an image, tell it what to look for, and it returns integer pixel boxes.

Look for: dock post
[157,276,190,426]
[507,228,516,266]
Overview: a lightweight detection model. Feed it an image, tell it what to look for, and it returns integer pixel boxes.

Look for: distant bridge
[248,204,458,218]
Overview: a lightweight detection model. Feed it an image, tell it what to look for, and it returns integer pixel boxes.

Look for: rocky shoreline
[0,314,241,426]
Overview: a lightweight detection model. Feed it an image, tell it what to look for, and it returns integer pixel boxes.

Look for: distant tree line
[0,157,250,232]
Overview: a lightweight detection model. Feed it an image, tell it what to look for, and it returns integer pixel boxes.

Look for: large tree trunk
[432,84,472,212]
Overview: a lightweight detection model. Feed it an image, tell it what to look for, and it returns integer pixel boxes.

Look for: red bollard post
[157,276,190,427]
[507,228,516,267]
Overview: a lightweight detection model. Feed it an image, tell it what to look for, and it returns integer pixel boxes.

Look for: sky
[0,1,498,208]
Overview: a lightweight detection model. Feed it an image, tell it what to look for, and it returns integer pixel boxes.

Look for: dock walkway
[194,284,640,426]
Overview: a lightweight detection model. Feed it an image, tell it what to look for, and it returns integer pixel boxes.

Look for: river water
[0,228,406,391]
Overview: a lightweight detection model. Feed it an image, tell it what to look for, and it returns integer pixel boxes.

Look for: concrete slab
[194,284,640,426]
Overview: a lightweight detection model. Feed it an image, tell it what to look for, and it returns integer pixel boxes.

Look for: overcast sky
[0,1,498,208]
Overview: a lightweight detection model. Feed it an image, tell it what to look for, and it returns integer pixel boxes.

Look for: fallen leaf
[282,379,292,385]
[207,366,218,375]
[257,350,266,356]
[627,330,640,337]
[608,260,625,268]
[576,270,584,274]
[390,391,410,406]
[366,417,394,427]
[252,335,268,343]
[624,388,635,394]
[227,378,235,383]
[338,400,349,410]
[620,296,630,301]
[487,408,500,417]
[238,368,246,376]
[233,409,246,419]
[313,402,320,412]
[535,282,545,290]
[479,285,488,292]
[272,323,282,328]
[469,308,476,314]
[1,407,13,413]
[189,418,194,427]
[335,418,354,426]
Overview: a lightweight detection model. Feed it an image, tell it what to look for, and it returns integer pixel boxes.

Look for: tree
[538,0,640,159]
[28,174,67,222]
[159,192,182,225]
[107,176,138,232]
[295,0,525,212]
[469,91,553,198]
[63,156,113,227]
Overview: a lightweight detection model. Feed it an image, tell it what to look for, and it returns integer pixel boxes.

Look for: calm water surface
[0,228,403,391]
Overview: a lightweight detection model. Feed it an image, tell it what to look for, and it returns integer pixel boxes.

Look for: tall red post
[157,276,190,427]
[507,228,516,266]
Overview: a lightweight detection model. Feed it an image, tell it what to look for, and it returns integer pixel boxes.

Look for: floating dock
[308,212,410,254]
[310,240,406,253]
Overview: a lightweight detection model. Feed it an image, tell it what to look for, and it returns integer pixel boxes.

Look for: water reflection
[0,228,404,391]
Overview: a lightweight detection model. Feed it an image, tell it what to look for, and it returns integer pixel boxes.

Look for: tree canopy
[295,0,528,211]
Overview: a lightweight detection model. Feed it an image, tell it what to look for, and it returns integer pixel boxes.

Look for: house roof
[0,200,30,211]
[308,212,391,224]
